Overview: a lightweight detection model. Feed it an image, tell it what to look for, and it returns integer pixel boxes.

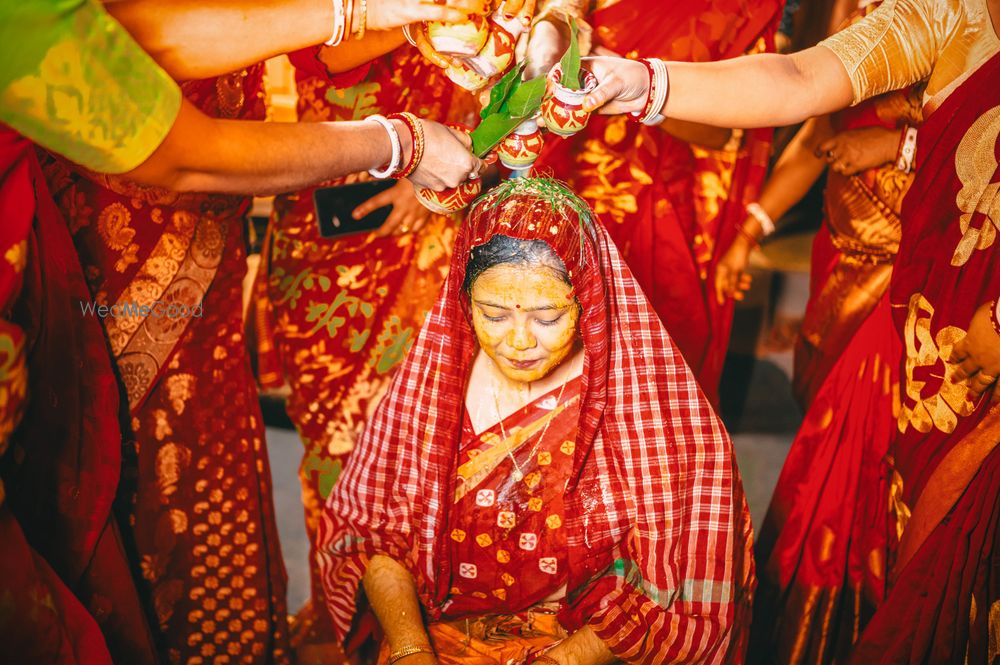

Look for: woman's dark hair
[463,235,570,293]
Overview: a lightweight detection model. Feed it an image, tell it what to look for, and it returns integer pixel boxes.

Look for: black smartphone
[313,180,395,238]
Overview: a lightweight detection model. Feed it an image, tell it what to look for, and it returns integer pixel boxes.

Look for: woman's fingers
[353,188,396,220]
[969,370,998,396]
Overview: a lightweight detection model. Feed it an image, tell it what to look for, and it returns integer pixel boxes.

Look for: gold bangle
[354,0,367,40]
[388,644,434,664]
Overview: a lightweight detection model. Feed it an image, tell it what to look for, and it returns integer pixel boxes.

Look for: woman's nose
[506,324,536,350]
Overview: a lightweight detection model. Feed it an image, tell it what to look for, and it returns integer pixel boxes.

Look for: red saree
[252,44,477,648]
[318,178,756,664]
[0,128,158,664]
[43,68,292,665]
[534,0,781,405]
[846,52,1000,664]
[749,72,922,664]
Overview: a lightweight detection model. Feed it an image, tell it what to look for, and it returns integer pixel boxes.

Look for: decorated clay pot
[541,66,598,137]
[464,11,525,81]
[415,179,482,214]
[425,14,490,56]
[414,125,483,214]
[497,118,544,170]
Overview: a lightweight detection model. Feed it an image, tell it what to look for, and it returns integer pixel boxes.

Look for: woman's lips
[505,357,542,369]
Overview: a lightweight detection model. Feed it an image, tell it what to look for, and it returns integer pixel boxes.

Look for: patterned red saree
[318,178,756,664]
[846,52,1000,664]
[252,44,477,649]
[0,128,157,664]
[749,74,922,664]
[43,68,292,665]
[535,0,781,405]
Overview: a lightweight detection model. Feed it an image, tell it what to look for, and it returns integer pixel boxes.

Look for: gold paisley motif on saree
[951,104,1000,267]
[898,293,976,434]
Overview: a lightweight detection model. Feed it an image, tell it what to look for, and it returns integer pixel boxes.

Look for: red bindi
[515,304,521,309]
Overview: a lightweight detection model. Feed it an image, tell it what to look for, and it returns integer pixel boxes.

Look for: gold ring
[978,372,997,383]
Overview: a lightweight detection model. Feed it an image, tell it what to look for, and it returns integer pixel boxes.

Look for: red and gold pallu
[845,52,1000,665]
[535,0,781,405]
[0,127,161,664]
[43,68,292,665]
[319,179,756,664]
[749,79,921,665]
[252,44,478,649]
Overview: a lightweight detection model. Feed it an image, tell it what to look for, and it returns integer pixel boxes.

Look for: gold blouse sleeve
[819,0,961,104]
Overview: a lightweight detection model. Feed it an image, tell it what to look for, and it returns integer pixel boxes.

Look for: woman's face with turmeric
[470,262,580,383]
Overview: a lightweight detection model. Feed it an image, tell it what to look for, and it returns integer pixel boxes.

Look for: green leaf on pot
[480,61,526,120]
[559,19,581,89]
[505,75,547,117]
[471,113,524,156]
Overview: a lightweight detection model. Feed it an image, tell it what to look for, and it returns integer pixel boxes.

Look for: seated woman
[315,177,755,665]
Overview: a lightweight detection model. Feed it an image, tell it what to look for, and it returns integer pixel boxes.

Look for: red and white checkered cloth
[317,180,755,664]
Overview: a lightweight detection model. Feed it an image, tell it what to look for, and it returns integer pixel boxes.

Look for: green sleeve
[0,0,182,173]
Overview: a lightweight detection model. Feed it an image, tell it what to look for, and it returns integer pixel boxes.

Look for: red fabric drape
[848,52,1000,664]
[0,127,155,664]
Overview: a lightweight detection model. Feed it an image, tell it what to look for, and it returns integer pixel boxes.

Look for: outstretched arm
[105,0,483,81]
[582,47,854,128]
[579,0,946,129]
[124,99,482,195]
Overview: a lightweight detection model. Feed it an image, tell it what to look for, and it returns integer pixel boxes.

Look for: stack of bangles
[990,299,1000,338]
[630,58,669,126]
[388,644,434,664]
[735,202,775,246]
[324,0,368,46]
[364,112,426,179]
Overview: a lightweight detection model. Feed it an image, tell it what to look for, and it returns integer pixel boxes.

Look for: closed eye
[536,314,565,326]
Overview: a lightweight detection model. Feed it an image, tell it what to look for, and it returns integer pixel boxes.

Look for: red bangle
[628,58,656,123]
[387,112,424,179]
[734,220,760,247]
[989,299,1000,337]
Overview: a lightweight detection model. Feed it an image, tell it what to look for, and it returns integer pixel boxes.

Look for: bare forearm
[662,47,854,129]
[547,626,615,665]
[104,0,332,80]
[125,99,398,195]
[319,29,407,74]
[756,115,832,223]
[362,555,431,651]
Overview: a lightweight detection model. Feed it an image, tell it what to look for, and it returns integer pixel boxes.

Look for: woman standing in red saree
[723,79,921,665]
[44,67,293,665]
[579,0,1000,657]
[317,177,756,664]
[533,0,782,404]
[253,39,478,657]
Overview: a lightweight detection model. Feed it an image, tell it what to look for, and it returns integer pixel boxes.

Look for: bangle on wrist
[325,0,347,46]
[388,644,434,664]
[734,221,760,248]
[366,114,403,179]
[353,0,367,40]
[388,113,424,178]
[990,299,1000,337]
[895,124,918,173]
[629,58,668,125]
[745,202,775,237]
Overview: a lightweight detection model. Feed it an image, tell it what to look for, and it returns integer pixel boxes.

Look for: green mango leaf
[480,61,526,120]
[471,113,524,156]
[559,19,581,89]
[505,75,547,118]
